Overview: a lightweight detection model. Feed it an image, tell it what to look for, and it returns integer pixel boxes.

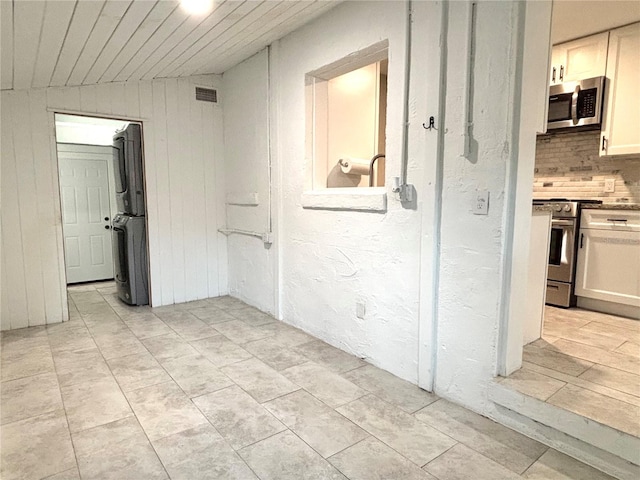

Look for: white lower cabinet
[575,210,640,308]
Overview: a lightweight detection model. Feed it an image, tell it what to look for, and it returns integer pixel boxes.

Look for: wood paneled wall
[0,75,228,330]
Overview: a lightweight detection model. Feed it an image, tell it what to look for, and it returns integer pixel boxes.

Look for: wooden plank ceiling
[0,0,340,91]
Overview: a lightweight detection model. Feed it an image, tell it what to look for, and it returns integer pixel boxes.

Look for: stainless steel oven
[547,216,577,306]
[534,199,602,307]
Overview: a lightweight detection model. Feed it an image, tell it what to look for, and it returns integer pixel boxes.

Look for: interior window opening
[306,50,388,189]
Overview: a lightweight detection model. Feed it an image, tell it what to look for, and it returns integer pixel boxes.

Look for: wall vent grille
[195,87,217,103]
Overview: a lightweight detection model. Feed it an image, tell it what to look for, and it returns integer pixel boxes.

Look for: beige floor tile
[192,385,286,450]
[213,320,275,344]
[523,344,593,376]
[615,341,640,357]
[579,364,640,398]
[107,351,171,391]
[188,306,236,325]
[42,466,81,479]
[343,364,438,413]
[93,331,147,360]
[282,361,365,408]
[337,394,456,466]
[500,367,566,401]
[424,443,521,480]
[550,339,640,375]
[125,381,208,441]
[0,409,76,480]
[152,424,258,480]
[53,348,112,388]
[84,317,129,336]
[220,357,299,403]
[207,296,247,311]
[329,437,438,480]
[547,384,640,436]
[69,290,105,305]
[522,361,640,408]
[73,416,168,480]
[1,372,62,425]
[229,306,277,327]
[190,335,253,367]
[244,337,309,371]
[142,332,199,362]
[414,399,548,474]
[265,390,368,458]
[261,323,316,348]
[1,326,48,346]
[238,430,346,480]
[544,323,626,351]
[584,314,640,334]
[579,321,640,345]
[161,312,219,341]
[161,354,234,397]
[48,327,96,354]
[61,377,132,432]
[124,317,173,340]
[1,343,55,382]
[523,448,617,479]
[294,340,365,373]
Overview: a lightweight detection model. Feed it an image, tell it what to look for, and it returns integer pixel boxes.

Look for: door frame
[50,109,150,312]
[497,1,553,376]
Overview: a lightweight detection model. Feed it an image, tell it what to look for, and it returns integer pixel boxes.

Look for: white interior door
[59,156,114,283]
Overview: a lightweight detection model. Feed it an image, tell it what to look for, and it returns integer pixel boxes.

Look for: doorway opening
[54,113,150,307]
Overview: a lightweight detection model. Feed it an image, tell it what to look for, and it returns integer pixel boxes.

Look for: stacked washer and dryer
[111,123,149,306]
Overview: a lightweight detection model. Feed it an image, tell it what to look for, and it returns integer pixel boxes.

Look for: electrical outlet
[356,302,366,319]
[473,190,489,215]
[604,178,615,193]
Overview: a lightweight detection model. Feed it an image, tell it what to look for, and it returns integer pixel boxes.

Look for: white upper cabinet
[600,22,640,156]
[550,32,609,85]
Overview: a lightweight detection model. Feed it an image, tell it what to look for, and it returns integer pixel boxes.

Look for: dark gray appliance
[533,199,602,307]
[112,214,148,306]
[113,123,145,216]
[547,76,605,131]
[112,123,148,306]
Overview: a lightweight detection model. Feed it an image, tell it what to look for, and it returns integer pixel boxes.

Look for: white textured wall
[224,1,429,382]
[222,50,276,314]
[436,1,522,410]
[1,76,228,330]
[222,0,531,414]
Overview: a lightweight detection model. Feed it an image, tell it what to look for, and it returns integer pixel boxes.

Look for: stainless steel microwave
[547,76,605,130]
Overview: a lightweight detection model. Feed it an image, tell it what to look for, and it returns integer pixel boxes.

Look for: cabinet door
[561,32,609,82]
[550,46,565,85]
[575,228,640,307]
[600,22,640,156]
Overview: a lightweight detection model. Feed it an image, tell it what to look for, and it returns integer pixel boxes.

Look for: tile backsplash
[533,130,640,203]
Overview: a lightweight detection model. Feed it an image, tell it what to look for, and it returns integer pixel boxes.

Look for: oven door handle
[552,220,574,227]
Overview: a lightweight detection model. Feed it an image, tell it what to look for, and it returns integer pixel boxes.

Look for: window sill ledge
[301,188,387,212]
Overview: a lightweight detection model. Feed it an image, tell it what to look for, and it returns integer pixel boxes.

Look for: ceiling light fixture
[180,0,214,16]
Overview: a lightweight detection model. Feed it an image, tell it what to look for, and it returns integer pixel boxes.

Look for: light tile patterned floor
[503,306,640,437]
[1,283,615,479]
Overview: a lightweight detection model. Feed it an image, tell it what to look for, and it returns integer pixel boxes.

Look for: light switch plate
[473,190,489,215]
[604,179,615,193]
